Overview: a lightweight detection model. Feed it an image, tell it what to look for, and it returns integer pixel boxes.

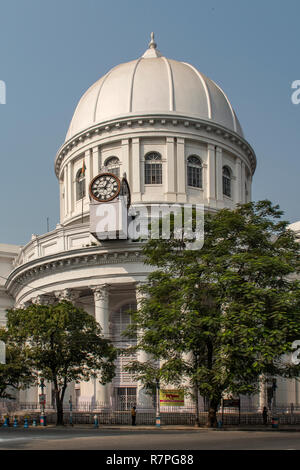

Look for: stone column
[136,286,152,408]
[132,138,140,199]
[67,161,73,215]
[121,139,130,183]
[235,158,242,204]
[63,165,68,219]
[165,137,176,202]
[92,145,100,176]
[207,144,216,207]
[241,161,246,204]
[91,285,111,407]
[64,164,69,218]
[176,138,186,203]
[216,146,223,204]
[85,148,92,200]
[248,174,252,202]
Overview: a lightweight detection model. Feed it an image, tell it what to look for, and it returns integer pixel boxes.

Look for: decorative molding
[55,115,257,177]
[6,246,144,298]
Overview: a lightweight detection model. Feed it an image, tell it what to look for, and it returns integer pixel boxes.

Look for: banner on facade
[160,389,184,406]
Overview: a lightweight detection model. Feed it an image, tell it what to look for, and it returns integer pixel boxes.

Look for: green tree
[4,301,117,425]
[0,330,34,399]
[125,201,300,427]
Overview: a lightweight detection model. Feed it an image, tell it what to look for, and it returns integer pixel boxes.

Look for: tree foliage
[0,329,34,399]
[125,201,300,426]
[2,301,117,424]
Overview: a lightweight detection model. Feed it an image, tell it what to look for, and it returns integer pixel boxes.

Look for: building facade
[1,35,298,410]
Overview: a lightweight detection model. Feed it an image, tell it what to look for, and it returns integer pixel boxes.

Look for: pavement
[2,426,300,451]
[2,423,300,432]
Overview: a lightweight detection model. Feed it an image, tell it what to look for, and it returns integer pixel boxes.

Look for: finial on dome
[149,32,157,49]
[142,32,162,58]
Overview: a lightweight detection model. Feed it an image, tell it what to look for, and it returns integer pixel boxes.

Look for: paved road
[0,428,300,450]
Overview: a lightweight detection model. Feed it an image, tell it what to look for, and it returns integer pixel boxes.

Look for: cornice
[5,244,145,298]
[54,114,257,178]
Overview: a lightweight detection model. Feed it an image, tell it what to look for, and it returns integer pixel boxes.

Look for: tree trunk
[54,378,67,426]
[194,387,200,427]
[56,397,64,426]
[207,398,219,427]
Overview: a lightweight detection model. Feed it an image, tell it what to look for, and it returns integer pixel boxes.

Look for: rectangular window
[145,163,162,184]
[223,177,231,197]
[76,179,86,201]
[114,387,137,411]
[188,166,202,188]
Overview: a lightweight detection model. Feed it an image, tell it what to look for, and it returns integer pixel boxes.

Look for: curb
[1,425,300,432]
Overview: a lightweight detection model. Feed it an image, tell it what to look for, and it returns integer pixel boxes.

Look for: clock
[89,173,121,202]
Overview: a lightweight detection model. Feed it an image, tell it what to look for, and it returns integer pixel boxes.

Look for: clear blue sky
[0,0,299,245]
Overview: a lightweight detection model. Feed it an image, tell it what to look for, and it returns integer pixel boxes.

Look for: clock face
[89,173,121,202]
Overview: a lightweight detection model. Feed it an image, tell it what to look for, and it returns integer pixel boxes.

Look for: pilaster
[121,139,130,181]
[216,146,223,204]
[235,158,242,204]
[176,138,186,203]
[92,145,99,176]
[132,138,141,199]
[165,137,176,202]
[207,144,216,207]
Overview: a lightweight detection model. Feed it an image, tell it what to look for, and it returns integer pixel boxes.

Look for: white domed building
[0,35,297,412]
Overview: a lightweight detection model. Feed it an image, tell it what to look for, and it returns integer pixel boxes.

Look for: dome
[66,34,244,141]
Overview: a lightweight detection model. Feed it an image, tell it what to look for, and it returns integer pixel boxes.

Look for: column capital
[91,284,109,302]
[31,294,54,306]
[55,288,80,302]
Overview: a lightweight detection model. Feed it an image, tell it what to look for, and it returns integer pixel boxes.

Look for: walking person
[262,406,268,425]
[131,406,136,426]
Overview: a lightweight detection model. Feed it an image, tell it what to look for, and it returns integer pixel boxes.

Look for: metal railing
[1,399,300,425]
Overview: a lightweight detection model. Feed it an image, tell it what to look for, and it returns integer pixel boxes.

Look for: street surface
[0,427,300,450]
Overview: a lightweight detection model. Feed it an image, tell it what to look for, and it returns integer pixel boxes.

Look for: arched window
[104,156,120,177]
[145,152,162,184]
[76,168,85,201]
[222,166,232,198]
[187,155,202,188]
